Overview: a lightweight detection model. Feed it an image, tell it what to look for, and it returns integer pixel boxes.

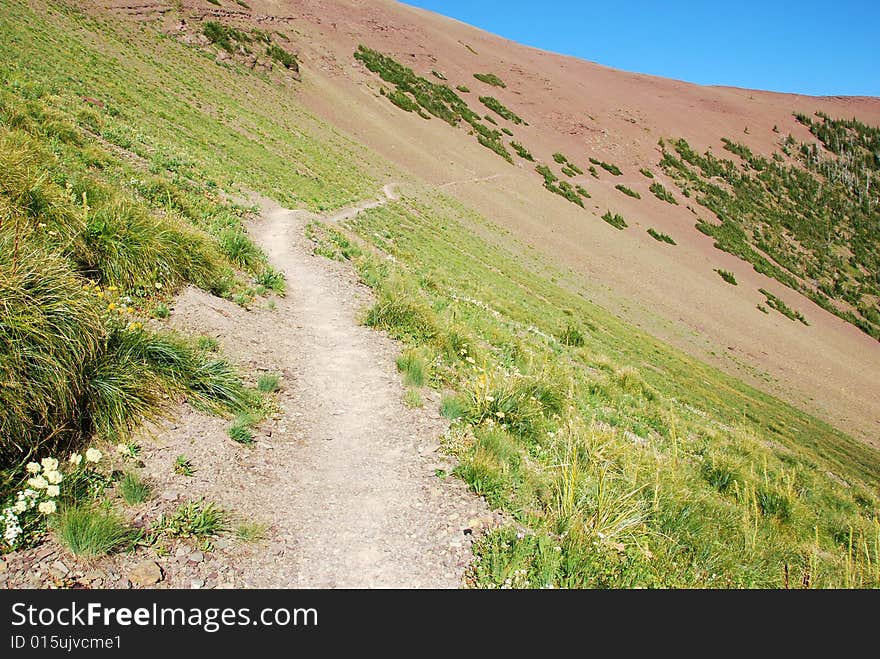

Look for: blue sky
[401,1,880,97]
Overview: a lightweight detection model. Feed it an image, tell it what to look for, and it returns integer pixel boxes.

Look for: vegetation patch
[615,184,641,199]
[649,182,678,204]
[473,73,506,88]
[601,211,628,230]
[659,118,880,340]
[479,96,525,125]
[511,141,533,161]
[759,289,809,324]
[589,157,623,176]
[648,228,676,245]
[715,269,738,285]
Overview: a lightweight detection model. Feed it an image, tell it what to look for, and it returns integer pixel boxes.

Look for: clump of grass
[228,414,257,445]
[404,388,424,408]
[473,72,506,88]
[257,373,281,393]
[441,394,468,421]
[254,267,285,294]
[173,455,194,477]
[219,228,262,270]
[601,211,628,230]
[55,504,139,557]
[153,302,170,319]
[615,184,641,199]
[197,336,219,352]
[589,157,622,176]
[365,291,438,343]
[155,499,227,540]
[235,521,267,543]
[759,288,808,324]
[715,269,738,285]
[479,96,524,125]
[266,43,298,71]
[640,168,655,178]
[648,228,676,245]
[649,182,678,204]
[120,472,152,505]
[396,350,427,386]
[559,324,585,347]
[456,85,470,93]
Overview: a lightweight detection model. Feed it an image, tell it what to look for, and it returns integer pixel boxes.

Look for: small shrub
[640,168,655,178]
[473,73,506,88]
[511,142,534,161]
[153,302,170,319]
[456,85,470,93]
[120,472,152,505]
[649,182,678,204]
[647,228,676,245]
[615,184,641,199]
[553,153,568,164]
[235,522,267,542]
[601,211,627,230]
[715,269,738,285]
[266,44,298,71]
[559,324,585,347]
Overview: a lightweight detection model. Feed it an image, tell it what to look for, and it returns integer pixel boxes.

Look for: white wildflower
[46,485,60,498]
[38,501,57,515]
[40,457,59,472]
[45,470,63,485]
[68,453,83,466]
[26,462,41,474]
[85,448,102,463]
[27,476,48,490]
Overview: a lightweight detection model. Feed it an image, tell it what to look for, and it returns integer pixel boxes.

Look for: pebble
[188,551,204,564]
[130,560,163,586]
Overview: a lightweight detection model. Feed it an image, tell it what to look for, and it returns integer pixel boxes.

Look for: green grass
[55,504,138,556]
[456,85,470,93]
[120,472,152,505]
[648,228,676,245]
[479,96,524,125]
[404,388,424,408]
[649,182,678,204]
[235,521,268,542]
[601,210,628,230]
[473,73,506,88]
[759,288,809,325]
[327,191,880,588]
[660,131,880,341]
[257,373,282,393]
[396,350,426,386]
[615,184,641,199]
[715,269,738,285]
[153,302,170,319]
[589,158,623,176]
[155,499,227,540]
[640,168,655,178]
[173,455,194,477]
[228,414,257,445]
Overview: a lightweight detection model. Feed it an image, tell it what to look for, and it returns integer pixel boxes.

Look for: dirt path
[165,185,491,588]
[1,183,493,589]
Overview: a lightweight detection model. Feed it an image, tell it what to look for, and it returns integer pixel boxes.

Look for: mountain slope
[2,0,879,587]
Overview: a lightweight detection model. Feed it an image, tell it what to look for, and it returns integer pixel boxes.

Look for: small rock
[161,490,179,501]
[49,560,69,578]
[130,561,163,586]
[0,560,7,573]
[190,578,204,589]
[188,551,204,564]
[175,546,189,557]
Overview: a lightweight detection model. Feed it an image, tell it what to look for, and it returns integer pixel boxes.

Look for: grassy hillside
[2,2,879,586]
